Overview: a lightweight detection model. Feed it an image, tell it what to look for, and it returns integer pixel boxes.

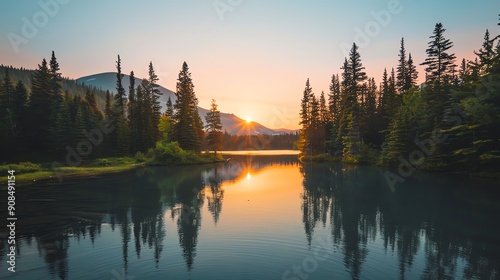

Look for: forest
[298,20,500,175]
[0,55,229,166]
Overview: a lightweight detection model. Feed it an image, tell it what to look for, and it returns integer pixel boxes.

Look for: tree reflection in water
[3,156,499,279]
[299,161,500,280]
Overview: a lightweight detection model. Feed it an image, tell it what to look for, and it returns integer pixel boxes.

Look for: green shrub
[153,141,187,164]
[134,151,148,163]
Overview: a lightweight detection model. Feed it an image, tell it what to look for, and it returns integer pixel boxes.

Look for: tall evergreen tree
[298,79,313,156]
[172,62,203,152]
[148,62,162,142]
[113,55,129,155]
[406,53,419,90]
[421,23,457,85]
[114,55,127,118]
[128,71,139,153]
[319,91,329,124]
[328,74,341,123]
[28,58,53,152]
[396,38,408,93]
[472,29,495,75]
[205,99,223,154]
[49,51,63,106]
[165,96,173,118]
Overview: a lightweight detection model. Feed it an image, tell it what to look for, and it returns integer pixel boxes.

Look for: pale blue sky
[1,0,499,128]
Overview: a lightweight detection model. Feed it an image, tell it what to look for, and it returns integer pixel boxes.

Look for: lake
[2,153,500,279]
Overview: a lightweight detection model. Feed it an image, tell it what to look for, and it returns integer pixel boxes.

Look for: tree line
[299,18,500,173]
[0,54,225,163]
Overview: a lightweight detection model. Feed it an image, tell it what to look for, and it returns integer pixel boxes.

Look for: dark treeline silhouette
[299,18,500,174]
[0,60,110,161]
[299,161,500,280]
[220,132,299,150]
[0,55,226,163]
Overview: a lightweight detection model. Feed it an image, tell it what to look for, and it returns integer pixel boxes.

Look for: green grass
[146,141,225,166]
[0,162,44,174]
[0,164,141,185]
[0,147,225,185]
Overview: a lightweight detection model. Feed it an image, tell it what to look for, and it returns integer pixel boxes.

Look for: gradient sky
[1,0,499,129]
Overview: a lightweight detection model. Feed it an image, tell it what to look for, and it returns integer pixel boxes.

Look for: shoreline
[0,158,228,187]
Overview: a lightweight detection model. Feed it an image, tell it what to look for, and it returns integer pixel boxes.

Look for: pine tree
[364,78,379,145]
[328,74,341,123]
[135,84,146,151]
[379,68,397,124]
[139,79,154,151]
[341,43,367,116]
[389,68,398,110]
[128,71,139,153]
[396,38,408,93]
[172,62,202,152]
[421,23,457,126]
[298,79,313,156]
[327,74,342,155]
[49,51,63,107]
[113,55,129,155]
[28,58,53,152]
[319,91,329,124]
[299,78,312,128]
[165,96,173,118]
[421,23,457,85]
[406,53,419,90]
[114,55,127,118]
[337,43,367,154]
[205,99,223,154]
[472,29,495,75]
[309,94,325,155]
[148,62,162,142]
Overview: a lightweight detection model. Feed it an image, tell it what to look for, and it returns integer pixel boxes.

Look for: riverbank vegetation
[298,18,500,176]
[0,53,226,178]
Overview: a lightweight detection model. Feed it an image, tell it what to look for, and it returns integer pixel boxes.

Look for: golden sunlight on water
[205,162,303,234]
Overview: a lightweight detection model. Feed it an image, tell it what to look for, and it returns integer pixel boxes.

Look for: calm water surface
[1,154,500,279]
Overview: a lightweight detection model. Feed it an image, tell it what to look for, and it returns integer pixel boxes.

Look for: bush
[153,141,187,164]
[342,142,379,164]
[134,151,148,163]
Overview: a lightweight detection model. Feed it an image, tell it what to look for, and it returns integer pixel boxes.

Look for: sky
[1,0,499,129]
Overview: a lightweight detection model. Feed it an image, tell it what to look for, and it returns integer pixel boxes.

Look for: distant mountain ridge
[76,72,280,136]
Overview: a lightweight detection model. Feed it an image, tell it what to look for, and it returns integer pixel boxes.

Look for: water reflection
[1,156,499,279]
[299,162,500,279]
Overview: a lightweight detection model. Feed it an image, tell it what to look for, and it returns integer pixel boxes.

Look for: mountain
[76,72,277,135]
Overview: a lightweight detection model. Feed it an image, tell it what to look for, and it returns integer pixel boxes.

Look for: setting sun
[246,117,252,123]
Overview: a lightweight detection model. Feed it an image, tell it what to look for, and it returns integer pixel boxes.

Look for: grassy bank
[1,143,226,185]
[0,159,143,185]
